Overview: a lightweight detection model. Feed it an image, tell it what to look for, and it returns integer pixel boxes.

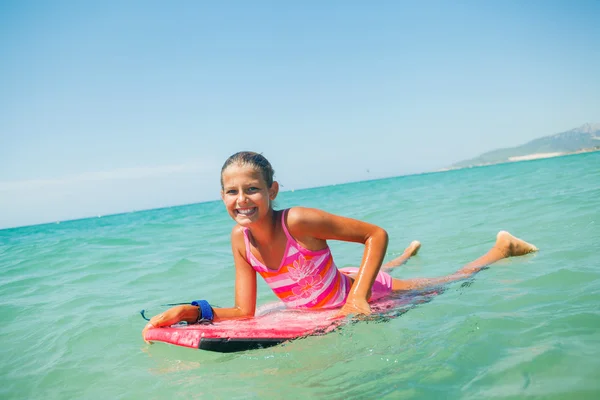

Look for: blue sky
[1,0,599,229]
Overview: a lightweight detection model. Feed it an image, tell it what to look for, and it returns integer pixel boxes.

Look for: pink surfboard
[144,291,439,352]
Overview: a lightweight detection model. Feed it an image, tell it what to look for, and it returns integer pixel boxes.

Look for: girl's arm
[287,207,389,316]
[142,227,257,342]
[212,226,258,320]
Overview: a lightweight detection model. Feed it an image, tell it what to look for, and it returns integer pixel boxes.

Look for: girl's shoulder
[284,206,338,233]
[285,206,336,220]
[284,207,332,248]
[229,225,247,248]
[284,206,321,225]
[229,224,246,237]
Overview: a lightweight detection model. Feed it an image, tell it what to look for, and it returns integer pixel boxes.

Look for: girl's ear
[269,181,279,200]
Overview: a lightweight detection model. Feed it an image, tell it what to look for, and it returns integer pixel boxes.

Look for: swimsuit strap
[242,228,257,267]
[280,209,293,242]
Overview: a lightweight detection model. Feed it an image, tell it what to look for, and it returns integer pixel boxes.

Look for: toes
[410,241,421,255]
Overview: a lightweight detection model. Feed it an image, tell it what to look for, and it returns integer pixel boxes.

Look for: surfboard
[143,290,439,352]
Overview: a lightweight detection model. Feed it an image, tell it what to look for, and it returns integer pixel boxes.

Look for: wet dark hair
[220,151,275,188]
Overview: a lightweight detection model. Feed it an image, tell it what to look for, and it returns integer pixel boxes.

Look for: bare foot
[406,240,421,256]
[382,240,422,270]
[495,231,538,257]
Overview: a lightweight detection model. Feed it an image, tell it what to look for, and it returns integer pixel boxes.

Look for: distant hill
[450,123,600,169]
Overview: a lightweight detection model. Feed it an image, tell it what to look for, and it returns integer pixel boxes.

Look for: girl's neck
[246,208,280,245]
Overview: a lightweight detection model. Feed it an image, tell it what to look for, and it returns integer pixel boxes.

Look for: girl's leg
[340,241,421,280]
[382,240,421,272]
[391,231,538,291]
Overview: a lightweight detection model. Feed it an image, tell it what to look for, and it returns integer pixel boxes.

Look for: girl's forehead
[222,164,264,182]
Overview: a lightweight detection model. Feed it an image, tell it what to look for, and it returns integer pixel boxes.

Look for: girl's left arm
[287,207,389,315]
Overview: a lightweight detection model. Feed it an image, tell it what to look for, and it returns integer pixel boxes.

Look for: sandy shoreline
[508,152,564,161]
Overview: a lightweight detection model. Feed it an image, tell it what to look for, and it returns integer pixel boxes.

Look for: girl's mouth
[236,207,257,217]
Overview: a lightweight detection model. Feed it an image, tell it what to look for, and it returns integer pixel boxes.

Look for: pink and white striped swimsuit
[243,209,352,309]
[242,209,394,309]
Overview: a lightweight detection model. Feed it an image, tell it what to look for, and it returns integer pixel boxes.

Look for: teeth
[237,208,256,215]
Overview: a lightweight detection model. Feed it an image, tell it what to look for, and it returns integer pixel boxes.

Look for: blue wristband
[191,300,214,322]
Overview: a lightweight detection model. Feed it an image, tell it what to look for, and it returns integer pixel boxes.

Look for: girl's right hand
[141,305,198,344]
[142,322,155,344]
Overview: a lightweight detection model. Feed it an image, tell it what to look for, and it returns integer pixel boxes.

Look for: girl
[142,151,537,341]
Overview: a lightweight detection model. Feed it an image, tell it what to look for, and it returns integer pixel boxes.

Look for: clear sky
[2,0,599,229]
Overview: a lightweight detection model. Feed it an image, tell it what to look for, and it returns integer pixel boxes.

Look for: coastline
[440,146,600,172]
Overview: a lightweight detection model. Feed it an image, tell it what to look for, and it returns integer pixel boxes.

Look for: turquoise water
[1,152,599,399]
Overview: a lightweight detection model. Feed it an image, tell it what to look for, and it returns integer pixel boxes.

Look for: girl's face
[220,164,278,226]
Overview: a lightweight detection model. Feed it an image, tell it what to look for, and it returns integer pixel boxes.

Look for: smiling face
[220,163,279,226]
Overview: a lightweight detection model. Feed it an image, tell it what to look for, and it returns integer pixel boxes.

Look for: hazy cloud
[0,161,214,192]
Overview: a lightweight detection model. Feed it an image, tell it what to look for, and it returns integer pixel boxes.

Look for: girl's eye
[226,190,237,195]
[247,187,259,192]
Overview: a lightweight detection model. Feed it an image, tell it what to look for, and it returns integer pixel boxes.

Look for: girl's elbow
[240,309,254,317]
[375,227,389,244]
[365,227,388,248]
[237,306,256,318]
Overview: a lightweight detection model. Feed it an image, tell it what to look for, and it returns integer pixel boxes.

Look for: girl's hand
[142,322,155,344]
[336,296,372,318]
[141,305,195,344]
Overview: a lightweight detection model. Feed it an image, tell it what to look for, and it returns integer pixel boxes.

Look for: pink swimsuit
[243,209,393,309]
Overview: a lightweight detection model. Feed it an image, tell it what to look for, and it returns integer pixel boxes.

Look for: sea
[1,151,599,399]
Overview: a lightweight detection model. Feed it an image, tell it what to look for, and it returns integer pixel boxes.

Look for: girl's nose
[237,192,248,204]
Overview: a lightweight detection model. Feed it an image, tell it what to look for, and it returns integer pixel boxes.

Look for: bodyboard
[144,290,438,352]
